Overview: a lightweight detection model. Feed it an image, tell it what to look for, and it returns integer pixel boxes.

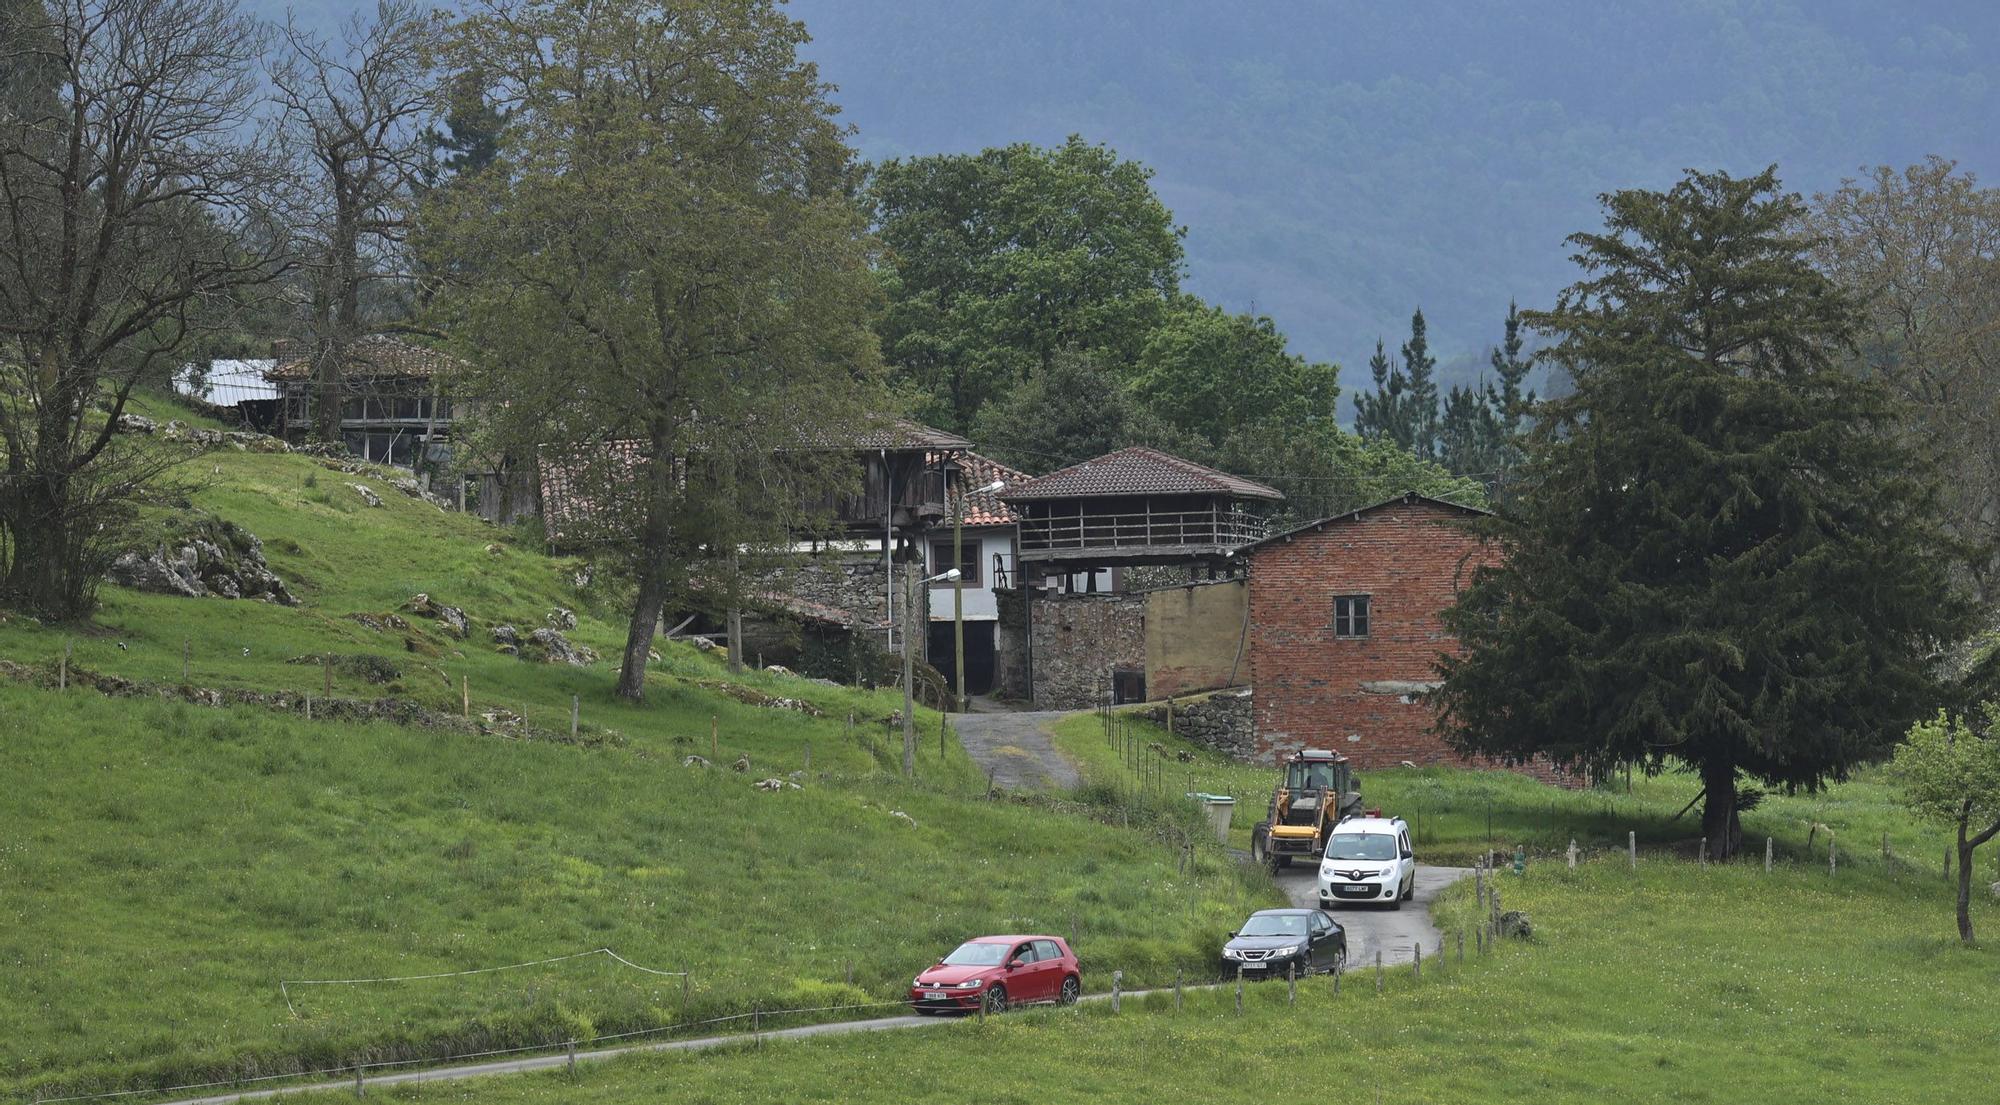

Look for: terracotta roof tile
[265,336,471,381]
[999,446,1282,502]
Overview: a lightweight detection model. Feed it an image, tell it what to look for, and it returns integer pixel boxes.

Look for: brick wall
[1245,498,1570,785]
[1027,590,1147,709]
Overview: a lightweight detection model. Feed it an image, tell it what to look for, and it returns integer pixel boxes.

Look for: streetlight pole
[953,479,1006,715]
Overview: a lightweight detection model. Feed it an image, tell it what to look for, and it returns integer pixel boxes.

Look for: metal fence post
[567,1039,577,1075]
[1175,968,1183,1012]
[1413,942,1421,981]
[1287,961,1296,1004]
[1111,970,1122,1013]
[1629,830,1637,869]
[1375,951,1383,994]
[1236,966,1244,1014]
[354,1063,364,1098]
[1765,836,1773,874]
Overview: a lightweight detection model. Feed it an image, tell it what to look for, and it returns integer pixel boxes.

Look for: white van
[1316,817,1415,909]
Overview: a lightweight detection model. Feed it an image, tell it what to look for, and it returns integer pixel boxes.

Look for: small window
[1332,594,1371,637]
[930,540,981,587]
[1032,939,1061,961]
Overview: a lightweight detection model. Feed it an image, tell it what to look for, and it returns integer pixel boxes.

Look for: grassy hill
[0,402,1271,1101]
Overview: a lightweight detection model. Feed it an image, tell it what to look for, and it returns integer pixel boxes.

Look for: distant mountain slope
[792,0,2000,395]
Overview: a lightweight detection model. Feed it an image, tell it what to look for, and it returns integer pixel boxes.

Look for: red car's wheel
[1059,975,1080,1004]
[984,983,1008,1014]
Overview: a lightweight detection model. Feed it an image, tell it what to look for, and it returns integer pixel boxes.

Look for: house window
[930,540,981,587]
[1332,594,1371,638]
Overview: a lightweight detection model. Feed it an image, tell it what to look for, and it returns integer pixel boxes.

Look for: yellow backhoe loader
[1248,749,1366,871]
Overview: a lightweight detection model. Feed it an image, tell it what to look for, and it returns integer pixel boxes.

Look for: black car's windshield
[1325,833,1396,861]
[941,941,1011,966]
[1237,914,1309,938]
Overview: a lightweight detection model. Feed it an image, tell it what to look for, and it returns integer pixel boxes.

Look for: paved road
[953,706,1080,791]
[1272,864,1475,966]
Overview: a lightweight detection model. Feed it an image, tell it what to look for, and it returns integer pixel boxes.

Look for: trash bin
[1186,793,1235,845]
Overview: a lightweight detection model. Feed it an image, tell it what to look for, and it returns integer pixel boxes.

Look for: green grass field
[1050,707,1969,874]
[274,855,2000,1104]
[0,404,1269,1101]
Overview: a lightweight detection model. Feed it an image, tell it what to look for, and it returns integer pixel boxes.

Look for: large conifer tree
[1436,168,1972,857]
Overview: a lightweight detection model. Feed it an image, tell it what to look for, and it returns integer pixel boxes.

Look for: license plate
[1242,961,1267,970]
[922,990,950,999]
[1343,884,1369,892]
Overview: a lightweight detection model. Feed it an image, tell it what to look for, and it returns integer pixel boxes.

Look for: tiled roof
[1000,446,1283,502]
[538,439,647,545]
[821,416,971,451]
[1235,491,1489,556]
[265,336,470,381]
[928,452,1033,526]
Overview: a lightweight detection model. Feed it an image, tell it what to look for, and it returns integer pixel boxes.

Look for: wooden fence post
[354,1063,364,1098]
[1236,966,1244,1014]
[710,715,718,761]
[1334,953,1342,994]
[1629,830,1637,869]
[681,970,690,1017]
[1765,836,1773,874]
[1287,960,1296,1004]
[1175,968,1183,1012]
[1457,928,1464,964]
[1413,942,1421,981]
[184,638,192,683]
[805,742,811,771]
[570,694,579,740]
[1375,951,1383,994]
[567,1039,577,1075]
[1699,837,1708,867]
[59,640,70,691]
[1830,839,1837,877]
[462,675,469,718]
[1111,970,1122,1013]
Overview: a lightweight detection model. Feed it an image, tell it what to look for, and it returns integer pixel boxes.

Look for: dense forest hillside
[788,0,2000,396]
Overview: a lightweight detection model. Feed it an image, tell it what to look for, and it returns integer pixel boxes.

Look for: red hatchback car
[909,935,1080,1013]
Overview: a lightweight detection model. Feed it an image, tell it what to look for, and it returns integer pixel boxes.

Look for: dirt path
[1272,864,1474,966]
[952,706,1080,791]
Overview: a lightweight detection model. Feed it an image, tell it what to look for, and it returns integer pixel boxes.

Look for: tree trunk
[1699,757,1741,860]
[617,561,665,702]
[1956,827,1975,944]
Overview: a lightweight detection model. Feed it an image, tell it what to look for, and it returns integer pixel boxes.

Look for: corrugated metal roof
[175,360,279,406]
[1000,446,1283,502]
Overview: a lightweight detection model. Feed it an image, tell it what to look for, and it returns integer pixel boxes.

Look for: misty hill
[792,0,2000,397]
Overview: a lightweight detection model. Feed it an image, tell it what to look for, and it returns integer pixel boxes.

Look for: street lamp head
[976,479,1007,495]
[924,568,962,584]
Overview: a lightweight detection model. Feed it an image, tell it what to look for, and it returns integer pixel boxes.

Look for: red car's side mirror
[1007,959,1025,970]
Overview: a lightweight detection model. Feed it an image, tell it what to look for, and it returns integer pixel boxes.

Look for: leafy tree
[0,0,285,617]
[426,67,511,181]
[867,136,1184,431]
[1353,310,1440,460]
[1435,167,1973,857]
[1128,295,1339,450]
[425,0,883,701]
[1891,706,2000,943]
[273,0,443,444]
[970,349,1139,472]
[1806,159,2000,606]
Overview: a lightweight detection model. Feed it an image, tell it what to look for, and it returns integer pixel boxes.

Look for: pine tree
[1354,311,1441,459]
[1437,302,1537,488]
[1435,167,1974,858]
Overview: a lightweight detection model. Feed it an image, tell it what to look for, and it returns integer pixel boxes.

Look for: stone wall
[1244,497,1575,785]
[992,586,1030,700]
[1145,688,1255,760]
[1026,590,1146,709]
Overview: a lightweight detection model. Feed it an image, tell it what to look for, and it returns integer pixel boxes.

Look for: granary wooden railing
[1016,505,1267,554]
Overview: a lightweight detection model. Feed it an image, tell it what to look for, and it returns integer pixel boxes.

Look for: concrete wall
[1027,590,1147,709]
[1144,579,1248,700]
[1246,499,1569,783]
[924,527,1012,622]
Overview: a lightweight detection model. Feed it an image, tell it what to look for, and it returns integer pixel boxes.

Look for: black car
[1220,908,1345,978]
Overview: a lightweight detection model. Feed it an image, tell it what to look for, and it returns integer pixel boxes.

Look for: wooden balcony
[1016,505,1267,565]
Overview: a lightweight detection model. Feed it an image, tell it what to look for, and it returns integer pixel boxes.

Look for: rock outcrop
[106,517,298,605]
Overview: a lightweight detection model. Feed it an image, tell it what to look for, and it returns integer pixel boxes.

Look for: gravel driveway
[952,707,1080,791]
[1271,864,1474,967]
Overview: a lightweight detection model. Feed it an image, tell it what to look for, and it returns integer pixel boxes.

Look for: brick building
[1242,492,1502,770]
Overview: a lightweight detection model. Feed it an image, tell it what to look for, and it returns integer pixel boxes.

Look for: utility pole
[902,561,917,777]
